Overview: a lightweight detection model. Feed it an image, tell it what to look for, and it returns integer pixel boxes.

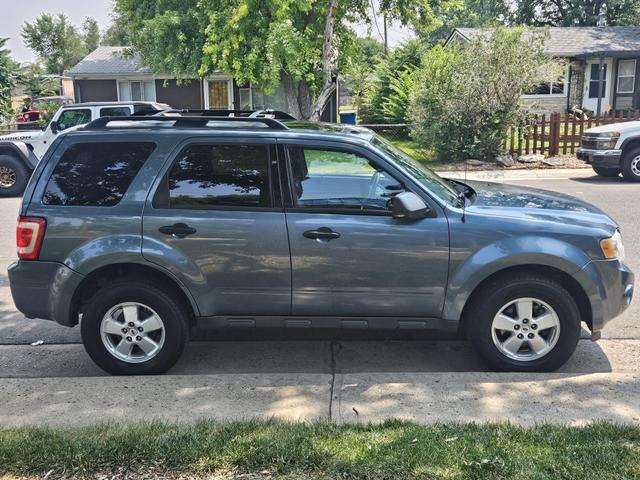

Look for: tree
[82,17,100,52]
[410,28,562,161]
[115,0,437,120]
[101,12,132,46]
[0,38,18,122]
[339,36,385,111]
[21,14,93,74]
[512,0,640,26]
[359,39,422,123]
[17,63,58,100]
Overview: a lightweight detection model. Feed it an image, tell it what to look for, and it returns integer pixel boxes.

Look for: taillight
[17,217,46,260]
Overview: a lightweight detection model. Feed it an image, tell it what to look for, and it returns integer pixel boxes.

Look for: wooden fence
[506,110,640,157]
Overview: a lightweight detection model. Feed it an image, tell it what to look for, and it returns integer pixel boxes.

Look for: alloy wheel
[100,302,166,363]
[490,297,560,361]
[0,166,16,188]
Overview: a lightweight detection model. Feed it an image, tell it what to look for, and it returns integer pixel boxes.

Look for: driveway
[1,170,640,426]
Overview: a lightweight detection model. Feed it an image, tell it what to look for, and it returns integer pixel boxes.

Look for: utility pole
[383,14,388,54]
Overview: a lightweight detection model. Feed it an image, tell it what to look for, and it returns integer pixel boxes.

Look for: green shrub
[410,27,562,161]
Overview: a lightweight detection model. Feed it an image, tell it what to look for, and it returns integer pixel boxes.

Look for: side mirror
[391,192,431,221]
[50,121,59,133]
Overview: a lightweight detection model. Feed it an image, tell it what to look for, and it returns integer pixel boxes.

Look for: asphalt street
[1,169,640,426]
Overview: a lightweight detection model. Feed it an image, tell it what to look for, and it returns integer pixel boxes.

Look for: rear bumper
[575,259,634,334]
[8,260,84,327]
[577,148,622,168]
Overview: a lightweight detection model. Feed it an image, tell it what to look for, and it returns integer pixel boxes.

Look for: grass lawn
[1,420,640,479]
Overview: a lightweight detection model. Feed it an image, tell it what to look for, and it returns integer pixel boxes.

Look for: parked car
[8,114,633,375]
[17,96,75,124]
[578,120,640,180]
[0,101,171,196]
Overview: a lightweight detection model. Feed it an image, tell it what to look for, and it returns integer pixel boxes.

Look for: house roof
[447,27,640,57]
[66,46,152,77]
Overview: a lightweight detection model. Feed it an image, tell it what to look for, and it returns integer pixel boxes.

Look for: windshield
[371,136,462,207]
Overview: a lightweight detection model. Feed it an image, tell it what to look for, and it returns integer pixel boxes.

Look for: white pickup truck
[0,101,169,196]
[578,121,640,181]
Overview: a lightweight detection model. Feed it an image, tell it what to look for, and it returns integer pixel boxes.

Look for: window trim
[282,144,408,217]
[617,59,636,94]
[152,141,279,212]
[521,64,569,99]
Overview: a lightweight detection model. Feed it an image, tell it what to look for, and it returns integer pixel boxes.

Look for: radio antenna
[461,159,468,223]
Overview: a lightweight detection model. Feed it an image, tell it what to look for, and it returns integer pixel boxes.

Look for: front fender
[0,140,39,169]
[443,235,593,321]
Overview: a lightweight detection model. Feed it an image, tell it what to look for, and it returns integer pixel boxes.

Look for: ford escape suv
[8,114,634,375]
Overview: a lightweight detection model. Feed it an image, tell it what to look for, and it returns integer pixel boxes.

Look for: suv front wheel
[81,279,189,375]
[467,274,581,372]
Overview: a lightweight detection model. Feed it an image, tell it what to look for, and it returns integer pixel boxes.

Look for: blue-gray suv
[8,113,634,374]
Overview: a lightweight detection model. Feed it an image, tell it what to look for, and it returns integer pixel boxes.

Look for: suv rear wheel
[467,274,581,372]
[81,279,189,375]
[0,155,30,197]
[621,146,640,182]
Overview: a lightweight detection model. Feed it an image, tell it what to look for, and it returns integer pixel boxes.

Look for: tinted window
[100,107,131,116]
[166,144,271,208]
[43,142,156,206]
[288,147,405,211]
[57,109,92,131]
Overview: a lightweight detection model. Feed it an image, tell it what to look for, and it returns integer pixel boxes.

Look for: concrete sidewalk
[1,339,639,427]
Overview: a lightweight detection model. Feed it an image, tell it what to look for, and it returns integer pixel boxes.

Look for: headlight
[583,132,620,150]
[600,230,625,260]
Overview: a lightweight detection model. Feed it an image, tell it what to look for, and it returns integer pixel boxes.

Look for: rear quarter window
[42,142,156,206]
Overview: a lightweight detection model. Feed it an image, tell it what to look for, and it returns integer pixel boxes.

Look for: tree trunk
[309,0,339,121]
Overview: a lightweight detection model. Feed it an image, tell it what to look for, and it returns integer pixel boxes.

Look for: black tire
[621,146,640,182]
[0,154,30,197]
[592,166,620,177]
[467,274,581,372]
[81,279,189,375]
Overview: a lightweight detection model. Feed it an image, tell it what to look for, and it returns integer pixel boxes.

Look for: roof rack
[158,109,297,120]
[82,115,289,131]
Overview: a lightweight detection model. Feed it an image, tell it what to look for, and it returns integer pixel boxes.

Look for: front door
[207,80,231,109]
[281,142,450,319]
[584,59,613,113]
[142,139,291,317]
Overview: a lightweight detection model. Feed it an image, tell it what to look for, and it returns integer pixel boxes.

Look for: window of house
[524,66,567,96]
[287,147,405,212]
[236,83,288,111]
[588,63,608,98]
[163,144,271,209]
[617,60,636,94]
[42,142,156,206]
[118,80,156,102]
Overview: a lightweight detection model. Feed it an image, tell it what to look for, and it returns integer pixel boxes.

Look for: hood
[462,180,617,233]
[585,121,640,134]
[0,130,42,142]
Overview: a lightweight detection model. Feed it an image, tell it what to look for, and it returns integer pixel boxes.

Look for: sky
[1,0,413,64]
[1,0,114,63]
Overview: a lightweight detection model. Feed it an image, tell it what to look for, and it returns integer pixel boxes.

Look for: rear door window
[157,144,272,209]
[42,142,156,206]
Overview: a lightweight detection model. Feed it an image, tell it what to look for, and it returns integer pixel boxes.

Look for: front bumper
[577,148,622,168]
[8,260,84,327]
[575,259,634,335]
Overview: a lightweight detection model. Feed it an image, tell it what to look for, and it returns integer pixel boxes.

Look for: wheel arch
[457,264,592,335]
[0,141,38,169]
[69,262,199,327]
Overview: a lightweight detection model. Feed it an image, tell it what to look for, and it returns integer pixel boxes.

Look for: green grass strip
[1,420,640,479]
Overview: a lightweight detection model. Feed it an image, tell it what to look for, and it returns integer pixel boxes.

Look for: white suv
[0,101,170,196]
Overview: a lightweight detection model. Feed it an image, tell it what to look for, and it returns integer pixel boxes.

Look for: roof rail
[82,115,289,131]
[159,109,297,120]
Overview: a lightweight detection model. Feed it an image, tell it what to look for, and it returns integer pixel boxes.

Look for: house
[445,27,640,115]
[66,46,337,120]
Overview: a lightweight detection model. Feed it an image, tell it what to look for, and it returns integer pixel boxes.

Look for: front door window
[56,109,92,131]
[589,63,608,99]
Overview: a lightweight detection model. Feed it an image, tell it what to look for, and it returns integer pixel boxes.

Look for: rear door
[142,137,291,318]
